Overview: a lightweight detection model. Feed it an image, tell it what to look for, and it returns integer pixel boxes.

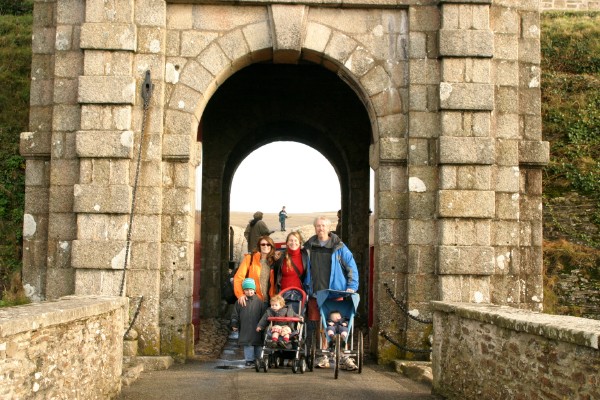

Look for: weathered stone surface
[20,131,52,157]
[518,140,550,165]
[80,23,137,50]
[438,275,491,303]
[438,136,494,164]
[409,111,440,138]
[438,190,495,218]
[441,111,490,137]
[442,58,490,83]
[439,30,493,57]
[162,134,194,161]
[439,218,491,246]
[76,130,134,158]
[432,302,600,399]
[73,184,132,214]
[78,76,136,104]
[0,296,127,399]
[270,4,306,63]
[542,0,600,11]
[438,245,494,275]
[440,82,494,110]
[72,239,128,269]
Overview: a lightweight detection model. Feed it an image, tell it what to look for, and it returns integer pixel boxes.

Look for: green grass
[541,12,600,246]
[541,12,600,317]
[0,14,30,298]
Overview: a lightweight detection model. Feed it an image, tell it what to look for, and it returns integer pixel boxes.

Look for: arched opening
[196,63,373,324]
[227,140,342,258]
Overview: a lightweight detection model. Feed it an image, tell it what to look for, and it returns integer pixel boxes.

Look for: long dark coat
[230,295,266,346]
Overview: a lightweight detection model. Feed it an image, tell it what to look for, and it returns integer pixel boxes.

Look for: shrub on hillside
[0,14,30,300]
[541,12,600,248]
[0,0,33,16]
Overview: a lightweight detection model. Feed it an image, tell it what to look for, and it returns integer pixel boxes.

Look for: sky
[196,141,342,212]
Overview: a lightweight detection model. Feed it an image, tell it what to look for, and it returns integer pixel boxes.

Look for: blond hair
[270,294,286,307]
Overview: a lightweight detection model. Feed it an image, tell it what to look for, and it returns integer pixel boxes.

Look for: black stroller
[255,287,308,373]
[310,289,363,378]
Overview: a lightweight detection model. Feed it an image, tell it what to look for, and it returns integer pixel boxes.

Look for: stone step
[393,360,433,387]
[121,360,144,387]
[135,356,175,371]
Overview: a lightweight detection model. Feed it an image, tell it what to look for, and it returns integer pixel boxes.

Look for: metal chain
[124,296,144,339]
[120,71,153,338]
[379,330,432,354]
[119,71,153,297]
[383,283,433,325]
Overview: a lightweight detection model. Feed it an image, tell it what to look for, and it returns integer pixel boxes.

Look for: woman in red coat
[275,231,308,293]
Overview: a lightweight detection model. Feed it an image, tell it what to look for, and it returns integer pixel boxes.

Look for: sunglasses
[260,243,272,247]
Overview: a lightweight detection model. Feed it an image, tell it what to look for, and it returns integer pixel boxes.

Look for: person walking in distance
[244,211,274,253]
[278,206,288,232]
[304,216,359,370]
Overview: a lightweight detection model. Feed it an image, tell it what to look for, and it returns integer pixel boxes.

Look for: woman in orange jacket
[233,235,277,307]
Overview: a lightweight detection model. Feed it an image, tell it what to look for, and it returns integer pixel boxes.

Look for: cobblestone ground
[194,318,231,360]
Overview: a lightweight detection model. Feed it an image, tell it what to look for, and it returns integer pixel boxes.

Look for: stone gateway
[20,0,548,361]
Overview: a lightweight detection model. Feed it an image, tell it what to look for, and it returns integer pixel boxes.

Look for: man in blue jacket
[304,216,359,370]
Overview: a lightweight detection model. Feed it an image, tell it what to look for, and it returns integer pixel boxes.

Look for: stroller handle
[267,316,303,323]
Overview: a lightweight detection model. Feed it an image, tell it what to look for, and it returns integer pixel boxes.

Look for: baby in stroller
[314,289,362,376]
[255,287,308,373]
[256,294,299,349]
[326,310,349,349]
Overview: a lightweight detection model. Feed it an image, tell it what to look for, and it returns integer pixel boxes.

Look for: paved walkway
[117,334,441,400]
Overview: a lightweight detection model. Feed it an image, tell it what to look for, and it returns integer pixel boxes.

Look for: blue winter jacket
[303,233,359,296]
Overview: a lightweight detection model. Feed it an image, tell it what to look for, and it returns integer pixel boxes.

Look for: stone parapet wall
[0,296,128,399]
[431,302,600,399]
[541,0,600,10]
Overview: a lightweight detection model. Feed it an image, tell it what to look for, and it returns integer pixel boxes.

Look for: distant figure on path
[244,211,274,253]
[278,206,288,231]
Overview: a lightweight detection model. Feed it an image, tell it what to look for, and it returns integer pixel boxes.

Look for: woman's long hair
[283,231,304,272]
[254,235,277,265]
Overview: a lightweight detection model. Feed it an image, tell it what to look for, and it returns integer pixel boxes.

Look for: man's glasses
[260,243,271,247]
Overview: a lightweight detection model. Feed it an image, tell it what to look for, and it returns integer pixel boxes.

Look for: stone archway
[199,64,372,320]
[21,0,547,362]
[163,4,406,359]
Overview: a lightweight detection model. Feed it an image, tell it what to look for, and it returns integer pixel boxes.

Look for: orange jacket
[233,252,276,302]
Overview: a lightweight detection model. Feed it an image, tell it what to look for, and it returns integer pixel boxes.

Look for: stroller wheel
[299,357,307,374]
[357,331,364,373]
[291,359,298,374]
[334,334,341,379]
[309,331,316,372]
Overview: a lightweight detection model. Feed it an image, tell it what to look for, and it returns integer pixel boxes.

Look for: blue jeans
[243,345,262,362]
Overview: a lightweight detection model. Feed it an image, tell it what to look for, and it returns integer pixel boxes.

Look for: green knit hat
[242,278,256,290]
